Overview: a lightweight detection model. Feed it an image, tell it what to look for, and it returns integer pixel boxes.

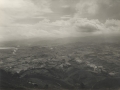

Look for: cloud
[0,0,24,8]
[105,19,120,28]
[50,0,76,19]
[72,18,101,33]
[61,5,70,8]
[0,10,13,26]
[0,0,120,43]
[105,19,120,34]
[75,0,120,20]
[0,18,72,42]
[0,0,52,26]
[51,20,70,26]
[61,15,71,19]
[76,0,98,15]
[1,17,120,42]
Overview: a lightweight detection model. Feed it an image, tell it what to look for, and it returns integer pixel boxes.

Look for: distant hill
[1,34,120,47]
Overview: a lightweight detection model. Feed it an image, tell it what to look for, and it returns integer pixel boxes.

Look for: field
[0,42,120,90]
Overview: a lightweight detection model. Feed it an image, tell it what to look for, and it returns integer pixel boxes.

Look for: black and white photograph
[0,0,120,90]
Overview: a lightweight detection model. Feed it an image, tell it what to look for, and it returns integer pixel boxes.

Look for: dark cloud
[72,18,101,33]
[76,24,99,32]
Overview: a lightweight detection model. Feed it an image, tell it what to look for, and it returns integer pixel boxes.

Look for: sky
[0,0,120,43]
